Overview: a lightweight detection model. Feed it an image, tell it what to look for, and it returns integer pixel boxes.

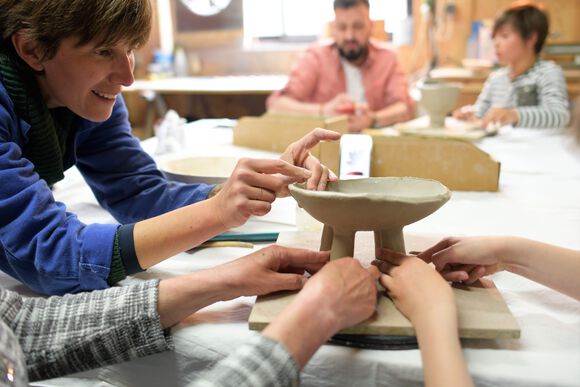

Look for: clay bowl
[162,156,238,184]
[418,81,462,127]
[289,177,451,258]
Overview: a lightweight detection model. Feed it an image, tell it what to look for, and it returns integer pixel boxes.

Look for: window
[243,0,412,45]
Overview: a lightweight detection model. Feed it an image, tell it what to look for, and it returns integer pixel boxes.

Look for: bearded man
[267,0,414,132]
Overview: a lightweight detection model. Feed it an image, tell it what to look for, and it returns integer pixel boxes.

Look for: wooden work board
[249,231,520,339]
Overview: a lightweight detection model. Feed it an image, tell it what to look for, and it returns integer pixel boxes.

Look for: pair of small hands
[453,105,519,129]
[209,128,340,229]
[372,236,503,324]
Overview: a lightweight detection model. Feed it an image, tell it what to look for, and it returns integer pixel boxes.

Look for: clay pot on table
[418,81,462,127]
[289,177,451,260]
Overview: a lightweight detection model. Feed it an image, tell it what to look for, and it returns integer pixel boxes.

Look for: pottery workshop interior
[1,0,579,386]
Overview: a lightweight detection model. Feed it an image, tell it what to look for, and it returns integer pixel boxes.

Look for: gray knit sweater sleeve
[190,334,300,387]
[0,280,173,382]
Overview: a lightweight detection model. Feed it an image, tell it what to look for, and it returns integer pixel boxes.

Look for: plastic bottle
[173,45,189,77]
[467,21,480,59]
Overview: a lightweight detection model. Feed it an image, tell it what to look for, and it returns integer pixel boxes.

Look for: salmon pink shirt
[267,39,414,117]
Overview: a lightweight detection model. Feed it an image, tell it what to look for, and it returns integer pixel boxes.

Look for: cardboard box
[318,134,500,192]
[233,114,500,191]
[233,113,348,153]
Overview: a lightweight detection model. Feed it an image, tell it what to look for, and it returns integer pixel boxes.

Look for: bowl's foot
[322,226,356,260]
[374,229,405,255]
[320,225,334,251]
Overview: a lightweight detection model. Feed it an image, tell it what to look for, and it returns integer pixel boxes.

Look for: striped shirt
[473,60,570,129]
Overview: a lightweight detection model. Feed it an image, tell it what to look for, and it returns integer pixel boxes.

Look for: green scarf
[0,48,74,186]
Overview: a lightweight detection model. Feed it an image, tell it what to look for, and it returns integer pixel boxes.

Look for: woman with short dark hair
[0,0,338,295]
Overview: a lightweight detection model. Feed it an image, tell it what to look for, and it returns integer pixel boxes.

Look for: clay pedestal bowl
[289,177,451,260]
[418,81,461,127]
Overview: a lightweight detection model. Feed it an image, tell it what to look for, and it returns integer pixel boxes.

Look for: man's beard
[338,44,367,62]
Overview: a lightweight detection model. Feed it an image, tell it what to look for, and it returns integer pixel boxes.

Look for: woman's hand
[210,158,311,229]
[280,128,341,193]
[216,245,330,299]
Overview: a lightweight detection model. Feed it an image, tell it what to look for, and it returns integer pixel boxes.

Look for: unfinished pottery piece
[289,177,451,259]
[418,81,461,127]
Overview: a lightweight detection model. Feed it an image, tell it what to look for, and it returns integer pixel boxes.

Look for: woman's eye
[96,49,112,57]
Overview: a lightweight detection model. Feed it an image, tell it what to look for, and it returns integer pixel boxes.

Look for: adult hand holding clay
[135,128,341,270]
[0,0,344,295]
[260,257,380,368]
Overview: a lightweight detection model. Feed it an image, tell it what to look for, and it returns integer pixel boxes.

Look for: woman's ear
[11,31,45,71]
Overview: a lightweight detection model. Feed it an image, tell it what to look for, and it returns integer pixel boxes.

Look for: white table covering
[3,122,579,386]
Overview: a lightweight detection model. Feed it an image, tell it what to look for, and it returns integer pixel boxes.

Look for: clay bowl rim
[161,156,238,185]
[289,177,451,205]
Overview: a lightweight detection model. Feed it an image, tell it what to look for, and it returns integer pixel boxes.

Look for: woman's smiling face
[37,37,136,122]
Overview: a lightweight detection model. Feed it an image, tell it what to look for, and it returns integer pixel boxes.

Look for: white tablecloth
[4,122,579,386]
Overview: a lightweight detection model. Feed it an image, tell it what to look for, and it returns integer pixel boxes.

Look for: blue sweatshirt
[0,81,214,295]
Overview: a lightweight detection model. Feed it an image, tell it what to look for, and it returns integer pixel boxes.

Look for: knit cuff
[107,228,127,285]
[118,223,142,275]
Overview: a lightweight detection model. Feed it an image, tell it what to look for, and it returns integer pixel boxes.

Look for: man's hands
[322,93,357,116]
[347,104,373,133]
[321,94,374,133]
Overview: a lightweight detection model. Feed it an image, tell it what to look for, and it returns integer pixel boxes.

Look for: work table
[2,121,579,386]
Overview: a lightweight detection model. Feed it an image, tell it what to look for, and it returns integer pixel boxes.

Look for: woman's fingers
[238,158,311,180]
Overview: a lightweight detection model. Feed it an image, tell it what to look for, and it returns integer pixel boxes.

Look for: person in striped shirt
[453,3,570,129]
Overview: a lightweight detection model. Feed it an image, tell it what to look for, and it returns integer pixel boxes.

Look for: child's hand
[452,105,477,121]
[482,107,519,127]
[419,236,506,284]
[373,250,456,327]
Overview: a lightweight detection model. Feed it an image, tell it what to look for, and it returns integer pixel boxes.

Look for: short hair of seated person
[492,2,549,54]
